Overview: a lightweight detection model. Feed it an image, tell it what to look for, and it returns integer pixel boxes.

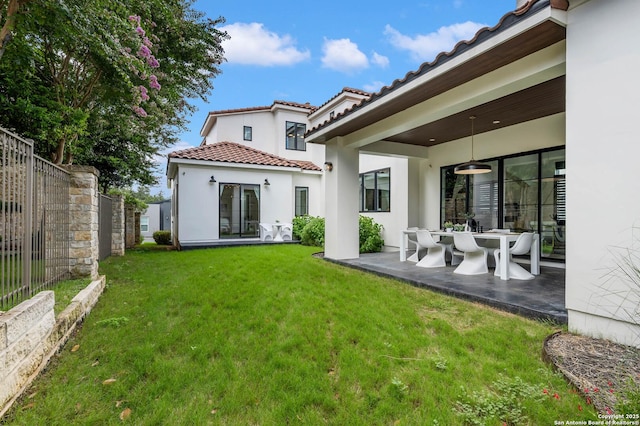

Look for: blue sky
[151,0,516,195]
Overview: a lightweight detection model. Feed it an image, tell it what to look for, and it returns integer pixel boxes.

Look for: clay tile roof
[313,87,372,112]
[168,141,322,171]
[271,100,318,112]
[208,105,271,115]
[306,0,564,138]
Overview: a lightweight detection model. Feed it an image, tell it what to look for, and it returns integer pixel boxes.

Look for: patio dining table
[399,229,540,281]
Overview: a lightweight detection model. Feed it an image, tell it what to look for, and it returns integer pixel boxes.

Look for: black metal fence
[1,128,71,310]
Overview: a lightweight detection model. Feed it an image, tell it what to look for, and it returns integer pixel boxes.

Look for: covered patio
[331,251,567,324]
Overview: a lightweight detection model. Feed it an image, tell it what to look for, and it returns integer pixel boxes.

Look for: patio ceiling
[307,12,567,148]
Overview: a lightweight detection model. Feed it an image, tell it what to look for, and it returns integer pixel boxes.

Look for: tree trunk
[0,0,29,60]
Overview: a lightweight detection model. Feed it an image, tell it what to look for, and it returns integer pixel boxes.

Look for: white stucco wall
[565,0,640,347]
[359,154,411,249]
[206,110,275,153]
[292,173,326,218]
[173,162,322,245]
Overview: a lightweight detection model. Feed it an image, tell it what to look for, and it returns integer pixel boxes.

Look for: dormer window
[329,111,335,119]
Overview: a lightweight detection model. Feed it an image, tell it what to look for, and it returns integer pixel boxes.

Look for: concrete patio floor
[328,251,567,324]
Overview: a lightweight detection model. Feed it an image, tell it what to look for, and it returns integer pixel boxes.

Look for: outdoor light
[454,116,492,175]
[209,175,216,184]
[324,162,333,172]
[264,178,270,186]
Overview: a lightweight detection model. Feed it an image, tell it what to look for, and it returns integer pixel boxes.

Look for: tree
[0,0,30,60]
[0,0,227,189]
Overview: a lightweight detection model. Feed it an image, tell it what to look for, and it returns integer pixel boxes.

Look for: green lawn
[5,245,598,425]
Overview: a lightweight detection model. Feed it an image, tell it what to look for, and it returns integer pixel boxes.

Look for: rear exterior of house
[166,88,416,248]
[167,100,330,247]
[305,0,640,347]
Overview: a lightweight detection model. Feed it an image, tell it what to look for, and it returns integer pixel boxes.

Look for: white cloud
[384,21,486,62]
[221,22,310,66]
[363,81,387,93]
[371,52,389,68]
[321,38,369,74]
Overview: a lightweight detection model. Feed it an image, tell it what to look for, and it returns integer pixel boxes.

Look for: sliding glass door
[219,183,260,238]
[441,147,565,261]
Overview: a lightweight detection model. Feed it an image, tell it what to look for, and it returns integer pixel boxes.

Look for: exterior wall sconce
[209,175,217,184]
[324,162,333,172]
[264,178,270,186]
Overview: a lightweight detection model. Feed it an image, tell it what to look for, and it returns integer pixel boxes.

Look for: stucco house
[305,0,640,347]
[167,88,403,247]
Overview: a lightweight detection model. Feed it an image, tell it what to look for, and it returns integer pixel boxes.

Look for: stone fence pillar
[125,204,136,248]
[65,166,99,279]
[111,194,125,256]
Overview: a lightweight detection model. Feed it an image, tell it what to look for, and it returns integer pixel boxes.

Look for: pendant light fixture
[454,115,492,175]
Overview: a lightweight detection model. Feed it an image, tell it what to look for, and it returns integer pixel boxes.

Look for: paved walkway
[328,251,567,324]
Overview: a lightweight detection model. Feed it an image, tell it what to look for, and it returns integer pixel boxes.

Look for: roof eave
[306,1,567,144]
[200,113,216,137]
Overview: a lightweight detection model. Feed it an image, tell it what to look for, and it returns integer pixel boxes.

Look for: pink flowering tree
[126,14,162,118]
[0,0,227,188]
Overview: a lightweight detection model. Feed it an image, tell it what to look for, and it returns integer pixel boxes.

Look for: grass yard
[4,245,598,425]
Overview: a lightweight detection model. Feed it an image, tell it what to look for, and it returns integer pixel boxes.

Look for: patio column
[324,138,359,260]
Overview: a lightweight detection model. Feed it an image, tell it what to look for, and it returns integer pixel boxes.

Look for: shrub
[300,216,325,247]
[296,215,384,253]
[292,215,312,241]
[153,230,171,245]
[359,215,384,253]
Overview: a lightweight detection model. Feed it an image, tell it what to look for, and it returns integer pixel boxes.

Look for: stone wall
[0,276,106,417]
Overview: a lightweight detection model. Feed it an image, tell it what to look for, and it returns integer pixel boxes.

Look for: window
[359,168,390,212]
[295,187,309,216]
[140,216,149,232]
[286,121,306,151]
[440,147,565,260]
[243,126,252,141]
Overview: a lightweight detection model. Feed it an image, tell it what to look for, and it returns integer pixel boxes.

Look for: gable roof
[168,141,322,171]
[199,100,317,137]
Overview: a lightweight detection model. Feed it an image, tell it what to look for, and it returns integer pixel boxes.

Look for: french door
[219,183,260,238]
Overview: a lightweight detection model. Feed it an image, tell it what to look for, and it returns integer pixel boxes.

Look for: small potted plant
[453,223,466,232]
[443,221,454,232]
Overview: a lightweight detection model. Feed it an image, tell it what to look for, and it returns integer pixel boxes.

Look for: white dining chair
[452,231,489,275]
[406,227,422,262]
[415,230,446,268]
[259,223,274,241]
[493,232,535,280]
[280,223,293,241]
[438,235,462,266]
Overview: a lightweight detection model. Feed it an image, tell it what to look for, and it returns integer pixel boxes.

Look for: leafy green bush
[300,216,325,247]
[292,215,313,241]
[359,215,384,253]
[152,230,171,245]
[296,215,384,253]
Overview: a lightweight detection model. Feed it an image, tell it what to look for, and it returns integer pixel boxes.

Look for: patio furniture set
[259,222,293,242]
[400,228,540,281]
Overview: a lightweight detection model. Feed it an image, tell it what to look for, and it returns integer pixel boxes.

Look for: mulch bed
[543,331,640,414]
